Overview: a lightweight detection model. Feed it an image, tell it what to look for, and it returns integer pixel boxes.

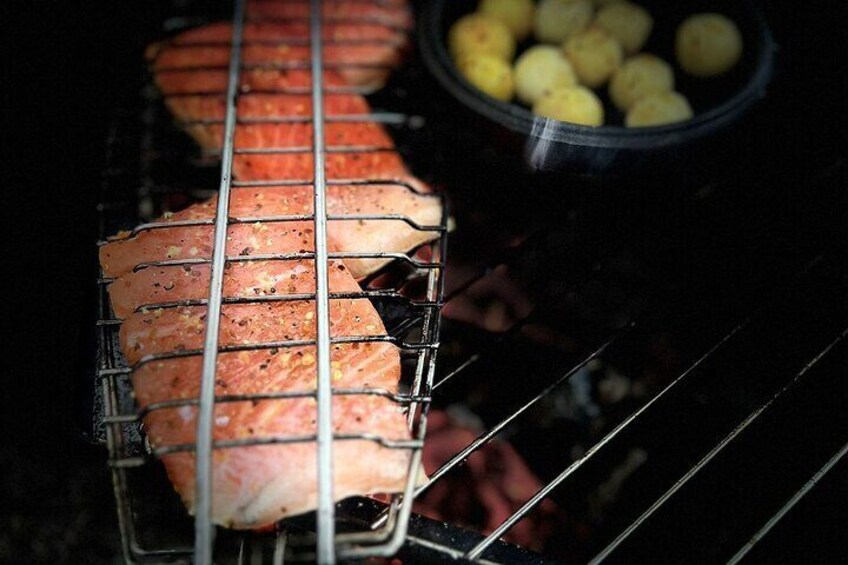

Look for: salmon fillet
[120,248,412,528]
[144,5,441,278]
[245,0,413,30]
[171,20,406,46]
[102,0,436,529]
[150,0,411,91]
[166,94,386,150]
[100,184,441,286]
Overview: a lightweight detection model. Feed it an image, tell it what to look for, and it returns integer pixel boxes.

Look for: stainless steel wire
[589,325,848,564]
[726,437,848,565]
[308,0,336,560]
[420,329,628,496]
[193,0,246,561]
[99,1,844,562]
[463,319,750,560]
[97,0,446,561]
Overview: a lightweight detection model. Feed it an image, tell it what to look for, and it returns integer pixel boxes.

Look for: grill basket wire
[96,1,848,564]
[97,0,447,562]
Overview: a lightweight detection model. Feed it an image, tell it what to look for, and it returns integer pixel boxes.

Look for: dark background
[2,1,846,563]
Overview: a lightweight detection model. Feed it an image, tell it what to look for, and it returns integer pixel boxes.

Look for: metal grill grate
[95,1,848,563]
[96,0,447,562]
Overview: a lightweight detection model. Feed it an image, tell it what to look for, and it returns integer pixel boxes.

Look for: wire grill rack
[96,0,449,562]
[95,1,848,563]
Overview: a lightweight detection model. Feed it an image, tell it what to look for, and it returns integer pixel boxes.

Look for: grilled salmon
[100,183,441,287]
[150,0,411,91]
[165,93,389,151]
[102,0,436,529]
[121,250,412,528]
[143,7,441,277]
[245,0,413,31]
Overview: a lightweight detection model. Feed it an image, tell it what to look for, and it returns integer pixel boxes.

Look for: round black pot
[418,0,776,177]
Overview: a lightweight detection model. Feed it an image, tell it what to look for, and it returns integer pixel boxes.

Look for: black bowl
[418,0,776,176]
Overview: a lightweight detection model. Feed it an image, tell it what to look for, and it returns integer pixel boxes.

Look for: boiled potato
[457,54,516,102]
[563,27,624,88]
[609,54,674,111]
[533,85,604,126]
[534,0,594,44]
[479,0,536,41]
[448,13,516,62]
[514,45,578,105]
[676,13,743,77]
[625,91,693,127]
[593,1,653,55]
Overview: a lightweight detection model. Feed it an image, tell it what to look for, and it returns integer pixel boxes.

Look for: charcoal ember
[413,409,565,551]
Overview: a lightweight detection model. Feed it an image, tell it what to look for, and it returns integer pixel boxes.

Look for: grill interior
[90,0,848,563]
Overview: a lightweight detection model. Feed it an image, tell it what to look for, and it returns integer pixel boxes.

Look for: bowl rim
[418,0,777,150]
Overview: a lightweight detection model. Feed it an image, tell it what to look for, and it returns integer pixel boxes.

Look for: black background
[2,0,846,562]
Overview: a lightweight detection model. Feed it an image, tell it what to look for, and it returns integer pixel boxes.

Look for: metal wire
[244,16,410,32]
[193,0,246,561]
[726,437,848,565]
[462,320,750,560]
[589,325,848,564]
[421,329,629,496]
[97,1,446,561]
[184,114,417,127]
[307,0,337,560]
[169,38,407,48]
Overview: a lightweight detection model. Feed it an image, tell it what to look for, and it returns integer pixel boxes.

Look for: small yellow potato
[593,1,653,55]
[534,0,594,44]
[676,13,743,77]
[514,45,578,105]
[532,85,604,126]
[625,91,694,127]
[448,13,516,63]
[479,0,536,41]
[563,27,624,88]
[609,53,674,111]
[456,54,516,102]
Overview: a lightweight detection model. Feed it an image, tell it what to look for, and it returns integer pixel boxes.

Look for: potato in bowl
[439,0,760,130]
[419,0,775,173]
